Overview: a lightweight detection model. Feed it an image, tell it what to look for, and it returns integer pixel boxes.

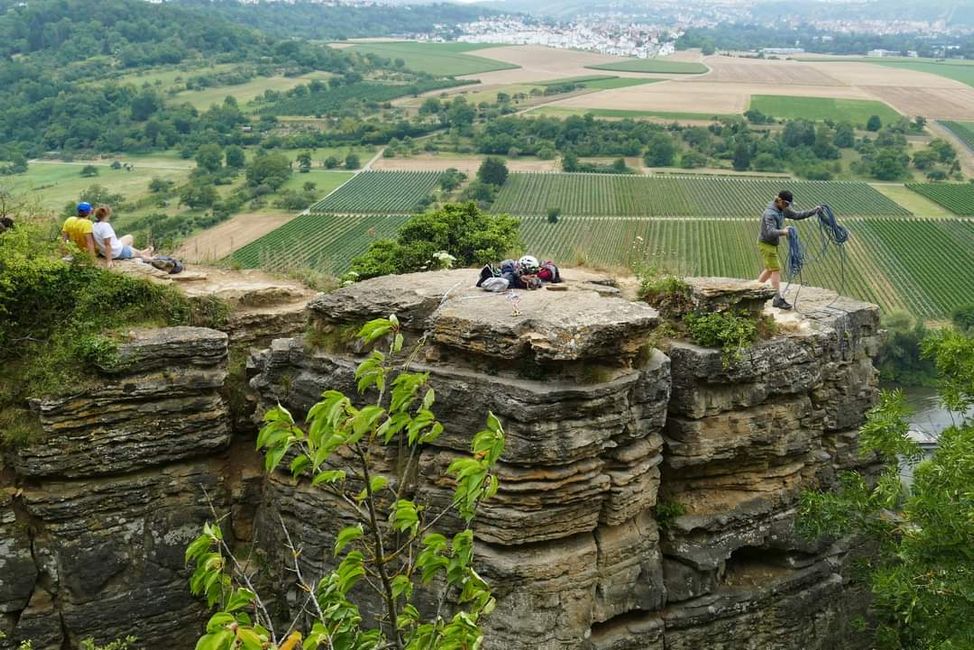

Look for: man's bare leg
[758,269,771,283]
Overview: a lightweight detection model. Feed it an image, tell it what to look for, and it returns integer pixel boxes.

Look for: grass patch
[1,161,190,213]
[749,95,901,126]
[347,42,518,76]
[280,170,355,194]
[0,217,228,446]
[173,71,334,110]
[581,77,664,90]
[586,59,708,74]
[870,184,958,218]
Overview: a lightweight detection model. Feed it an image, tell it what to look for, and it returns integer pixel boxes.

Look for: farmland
[748,96,901,126]
[940,121,974,151]
[586,59,708,74]
[519,216,974,318]
[230,213,410,272]
[345,42,518,76]
[308,171,442,214]
[232,212,974,318]
[905,183,974,216]
[530,106,737,122]
[491,173,912,218]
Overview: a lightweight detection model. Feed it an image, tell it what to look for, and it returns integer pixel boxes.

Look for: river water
[898,386,972,484]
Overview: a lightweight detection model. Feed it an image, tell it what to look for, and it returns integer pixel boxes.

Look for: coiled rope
[783,204,850,310]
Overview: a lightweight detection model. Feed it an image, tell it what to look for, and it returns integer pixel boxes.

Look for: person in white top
[91,205,153,268]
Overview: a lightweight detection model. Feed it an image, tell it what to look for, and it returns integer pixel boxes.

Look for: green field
[232,211,974,318]
[281,170,354,194]
[749,96,901,126]
[347,42,518,76]
[1,160,190,212]
[308,171,442,213]
[586,59,708,74]
[520,216,974,318]
[873,60,974,88]
[174,71,334,110]
[940,121,974,151]
[530,107,734,122]
[491,173,911,218]
[905,183,974,216]
[230,213,410,272]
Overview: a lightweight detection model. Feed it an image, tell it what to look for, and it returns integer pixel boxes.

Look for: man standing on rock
[757,190,822,310]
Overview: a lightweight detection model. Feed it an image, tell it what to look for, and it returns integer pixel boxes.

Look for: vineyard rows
[231,213,410,273]
[905,182,974,216]
[940,120,974,151]
[491,173,913,218]
[519,216,974,318]
[309,171,441,214]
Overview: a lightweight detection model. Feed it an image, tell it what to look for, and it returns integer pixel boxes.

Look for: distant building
[867,49,901,57]
[760,47,805,55]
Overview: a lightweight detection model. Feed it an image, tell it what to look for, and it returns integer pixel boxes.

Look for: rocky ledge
[250,270,882,650]
[0,269,882,649]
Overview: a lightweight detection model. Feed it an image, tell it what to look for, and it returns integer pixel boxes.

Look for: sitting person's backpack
[150,255,184,274]
[538,260,561,283]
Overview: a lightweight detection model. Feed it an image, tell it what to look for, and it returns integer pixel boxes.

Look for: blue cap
[77,202,92,215]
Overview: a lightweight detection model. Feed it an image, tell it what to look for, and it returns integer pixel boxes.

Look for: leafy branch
[187,315,505,650]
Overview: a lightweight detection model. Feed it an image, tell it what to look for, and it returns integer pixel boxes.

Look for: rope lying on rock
[783,204,850,311]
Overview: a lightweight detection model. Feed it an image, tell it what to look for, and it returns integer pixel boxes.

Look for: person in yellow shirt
[61,202,96,257]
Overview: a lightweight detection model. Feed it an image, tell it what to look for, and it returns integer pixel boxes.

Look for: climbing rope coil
[784,204,850,310]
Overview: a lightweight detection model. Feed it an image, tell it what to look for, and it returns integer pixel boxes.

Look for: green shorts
[758,241,780,272]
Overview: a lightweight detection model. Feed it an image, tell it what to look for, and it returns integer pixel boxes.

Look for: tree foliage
[799,330,974,648]
[187,316,505,650]
[349,202,520,280]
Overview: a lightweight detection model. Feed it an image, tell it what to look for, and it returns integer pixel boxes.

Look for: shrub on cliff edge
[0,216,227,445]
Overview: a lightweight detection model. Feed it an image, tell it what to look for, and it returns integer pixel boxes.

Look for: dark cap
[777,190,794,204]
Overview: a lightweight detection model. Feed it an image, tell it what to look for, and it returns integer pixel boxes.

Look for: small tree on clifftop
[187,317,505,649]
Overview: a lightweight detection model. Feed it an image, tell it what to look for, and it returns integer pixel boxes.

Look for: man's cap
[777,190,794,204]
[77,202,93,215]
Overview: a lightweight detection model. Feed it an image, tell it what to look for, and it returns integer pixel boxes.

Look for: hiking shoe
[772,296,793,310]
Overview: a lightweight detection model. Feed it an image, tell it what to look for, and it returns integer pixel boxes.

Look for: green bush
[349,202,520,280]
[0,218,226,444]
[637,269,693,318]
[685,310,759,365]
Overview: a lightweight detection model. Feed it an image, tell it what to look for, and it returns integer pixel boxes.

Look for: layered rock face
[1,328,233,649]
[249,271,882,650]
[1,269,881,649]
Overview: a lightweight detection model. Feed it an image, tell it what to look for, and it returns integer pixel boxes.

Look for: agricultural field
[939,120,974,151]
[530,106,735,122]
[870,59,974,89]
[308,171,442,214]
[280,170,354,194]
[346,41,518,76]
[748,96,901,126]
[518,216,974,318]
[491,173,912,218]
[1,160,190,213]
[173,71,334,110]
[230,213,410,273]
[905,183,974,216]
[586,59,708,74]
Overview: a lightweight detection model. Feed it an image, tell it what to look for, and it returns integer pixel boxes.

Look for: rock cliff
[1,268,881,649]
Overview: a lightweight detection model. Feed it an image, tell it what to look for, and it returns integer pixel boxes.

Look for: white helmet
[518,255,539,272]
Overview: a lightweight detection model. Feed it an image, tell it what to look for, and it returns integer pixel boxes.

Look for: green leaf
[391,499,421,536]
[236,627,264,650]
[391,574,414,601]
[206,612,235,634]
[289,454,311,476]
[185,534,213,564]
[421,387,435,411]
[312,469,347,486]
[369,475,389,494]
[334,525,364,557]
[225,588,255,613]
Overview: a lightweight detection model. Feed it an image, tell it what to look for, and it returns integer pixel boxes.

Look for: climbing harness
[783,204,850,312]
